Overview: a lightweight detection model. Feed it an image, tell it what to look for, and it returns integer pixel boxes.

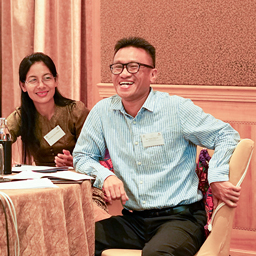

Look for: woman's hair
[19,52,74,160]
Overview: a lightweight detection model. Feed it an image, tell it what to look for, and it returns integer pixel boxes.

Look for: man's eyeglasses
[110,62,154,75]
[25,74,55,86]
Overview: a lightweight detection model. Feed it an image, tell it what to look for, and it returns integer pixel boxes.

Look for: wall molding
[97,83,256,103]
[97,83,256,122]
[226,121,256,125]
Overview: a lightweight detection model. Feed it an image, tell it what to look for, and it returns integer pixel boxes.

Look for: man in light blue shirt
[73,37,241,256]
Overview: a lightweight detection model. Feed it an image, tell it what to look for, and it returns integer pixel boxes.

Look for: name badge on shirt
[141,132,165,148]
[44,125,65,146]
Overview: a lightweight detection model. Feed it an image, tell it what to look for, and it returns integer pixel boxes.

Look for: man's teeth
[120,82,133,86]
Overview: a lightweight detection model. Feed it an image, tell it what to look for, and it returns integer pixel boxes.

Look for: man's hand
[55,149,73,167]
[103,175,129,205]
[211,181,241,208]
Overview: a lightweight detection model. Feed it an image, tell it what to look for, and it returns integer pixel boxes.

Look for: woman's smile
[36,91,49,97]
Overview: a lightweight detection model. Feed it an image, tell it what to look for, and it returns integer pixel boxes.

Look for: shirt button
[143,201,146,204]
[133,121,136,124]
[138,162,141,165]
[135,141,138,145]
[140,181,143,184]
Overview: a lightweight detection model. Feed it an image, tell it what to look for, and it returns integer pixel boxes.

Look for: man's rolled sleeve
[179,98,240,184]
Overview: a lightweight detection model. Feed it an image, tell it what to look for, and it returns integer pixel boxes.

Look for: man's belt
[125,200,204,218]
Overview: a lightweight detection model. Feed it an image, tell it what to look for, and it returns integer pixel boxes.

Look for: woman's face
[20,61,57,108]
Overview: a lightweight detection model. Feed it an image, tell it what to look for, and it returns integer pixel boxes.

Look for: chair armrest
[196,139,254,256]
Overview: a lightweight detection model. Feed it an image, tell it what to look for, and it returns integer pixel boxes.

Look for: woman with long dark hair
[7,52,89,167]
[6,52,109,214]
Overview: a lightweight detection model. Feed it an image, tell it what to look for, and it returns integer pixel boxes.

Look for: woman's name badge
[141,132,164,148]
[44,125,65,146]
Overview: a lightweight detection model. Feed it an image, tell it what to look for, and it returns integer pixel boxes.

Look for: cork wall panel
[100,0,256,87]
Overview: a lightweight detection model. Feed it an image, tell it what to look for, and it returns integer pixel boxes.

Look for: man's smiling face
[112,46,157,104]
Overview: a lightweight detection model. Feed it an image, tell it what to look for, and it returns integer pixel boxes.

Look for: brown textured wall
[100,0,256,86]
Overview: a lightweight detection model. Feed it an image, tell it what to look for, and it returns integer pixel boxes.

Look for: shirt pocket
[145,129,187,168]
[142,129,184,166]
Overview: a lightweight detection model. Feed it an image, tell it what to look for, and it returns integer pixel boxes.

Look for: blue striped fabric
[73,89,240,211]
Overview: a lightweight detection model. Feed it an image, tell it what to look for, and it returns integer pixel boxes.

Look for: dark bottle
[0,118,12,174]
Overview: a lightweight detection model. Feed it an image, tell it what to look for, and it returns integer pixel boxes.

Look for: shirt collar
[110,87,155,113]
[142,87,154,112]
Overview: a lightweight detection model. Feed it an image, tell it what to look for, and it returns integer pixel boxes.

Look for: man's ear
[150,68,158,84]
[19,82,27,92]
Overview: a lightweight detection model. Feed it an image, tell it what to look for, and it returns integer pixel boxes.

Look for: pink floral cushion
[100,149,114,172]
[195,149,214,236]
